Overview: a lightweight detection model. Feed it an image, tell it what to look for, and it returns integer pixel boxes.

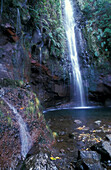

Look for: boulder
[106,134,111,142]
[102,141,111,158]
[76,151,103,170]
[23,152,58,170]
[91,141,111,161]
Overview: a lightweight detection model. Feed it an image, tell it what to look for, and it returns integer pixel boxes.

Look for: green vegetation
[29,0,65,58]
[25,100,36,115]
[24,94,43,119]
[0,78,25,87]
[1,0,66,60]
[78,0,111,66]
[7,116,12,126]
[0,109,3,117]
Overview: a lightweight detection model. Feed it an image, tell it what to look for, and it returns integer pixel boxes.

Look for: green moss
[7,116,12,126]
[0,78,27,88]
[0,109,3,117]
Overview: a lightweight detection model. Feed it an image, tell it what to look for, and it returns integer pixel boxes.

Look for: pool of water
[44,107,111,169]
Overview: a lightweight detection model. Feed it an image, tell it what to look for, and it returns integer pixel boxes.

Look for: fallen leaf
[77,125,85,130]
[93,130,96,133]
[53,132,58,138]
[50,156,61,160]
[50,157,56,160]
[96,139,100,143]
[20,107,24,110]
[55,157,61,159]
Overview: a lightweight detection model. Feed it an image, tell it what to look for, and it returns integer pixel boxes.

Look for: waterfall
[39,47,42,65]
[16,8,21,34]
[64,0,85,106]
[63,67,66,86]
[2,98,32,159]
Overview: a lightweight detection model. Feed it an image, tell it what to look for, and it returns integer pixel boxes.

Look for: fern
[80,0,111,64]
[29,0,65,58]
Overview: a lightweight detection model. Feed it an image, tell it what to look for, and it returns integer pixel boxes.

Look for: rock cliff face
[88,72,111,106]
[0,0,70,108]
[0,0,111,108]
[72,0,111,106]
[0,1,69,168]
[30,27,70,107]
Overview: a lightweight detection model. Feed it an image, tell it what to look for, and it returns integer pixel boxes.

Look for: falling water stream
[2,98,32,159]
[64,0,85,106]
[39,47,42,65]
[16,8,21,34]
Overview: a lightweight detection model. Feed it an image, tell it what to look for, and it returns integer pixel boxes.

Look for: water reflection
[44,107,111,168]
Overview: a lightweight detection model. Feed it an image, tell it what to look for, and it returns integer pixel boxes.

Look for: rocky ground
[0,87,111,169]
[44,109,111,169]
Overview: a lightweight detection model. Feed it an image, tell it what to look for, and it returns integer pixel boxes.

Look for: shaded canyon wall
[0,0,111,107]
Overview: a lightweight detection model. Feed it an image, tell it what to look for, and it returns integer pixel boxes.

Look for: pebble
[74,119,82,124]
[57,139,64,142]
[94,120,101,126]
[60,149,65,154]
[69,132,77,138]
[108,160,111,163]
[59,131,65,135]
[82,127,89,131]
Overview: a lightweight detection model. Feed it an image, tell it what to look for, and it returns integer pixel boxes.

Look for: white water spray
[3,98,32,159]
[16,8,21,34]
[64,0,85,106]
[39,47,42,65]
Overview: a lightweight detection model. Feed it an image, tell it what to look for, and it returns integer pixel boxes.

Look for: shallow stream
[44,107,111,169]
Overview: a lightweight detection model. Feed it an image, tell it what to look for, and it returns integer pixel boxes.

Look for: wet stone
[26,143,39,158]
[57,139,64,142]
[91,141,111,160]
[76,151,103,170]
[74,119,82,125]
[82,127,89,131]
[94,120,101,126]
[14,134,19,138]
[59,131,66,136]
[106,134,111,142]
[69,132,77,139]
[60,149,65,154]
[24,152,58,170]
[102,141,111,158]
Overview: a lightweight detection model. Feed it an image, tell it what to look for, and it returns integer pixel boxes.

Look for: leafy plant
[0,109,3,117]
[7,116,12,126]
[29,0,65,58]
[79,0,111,65]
